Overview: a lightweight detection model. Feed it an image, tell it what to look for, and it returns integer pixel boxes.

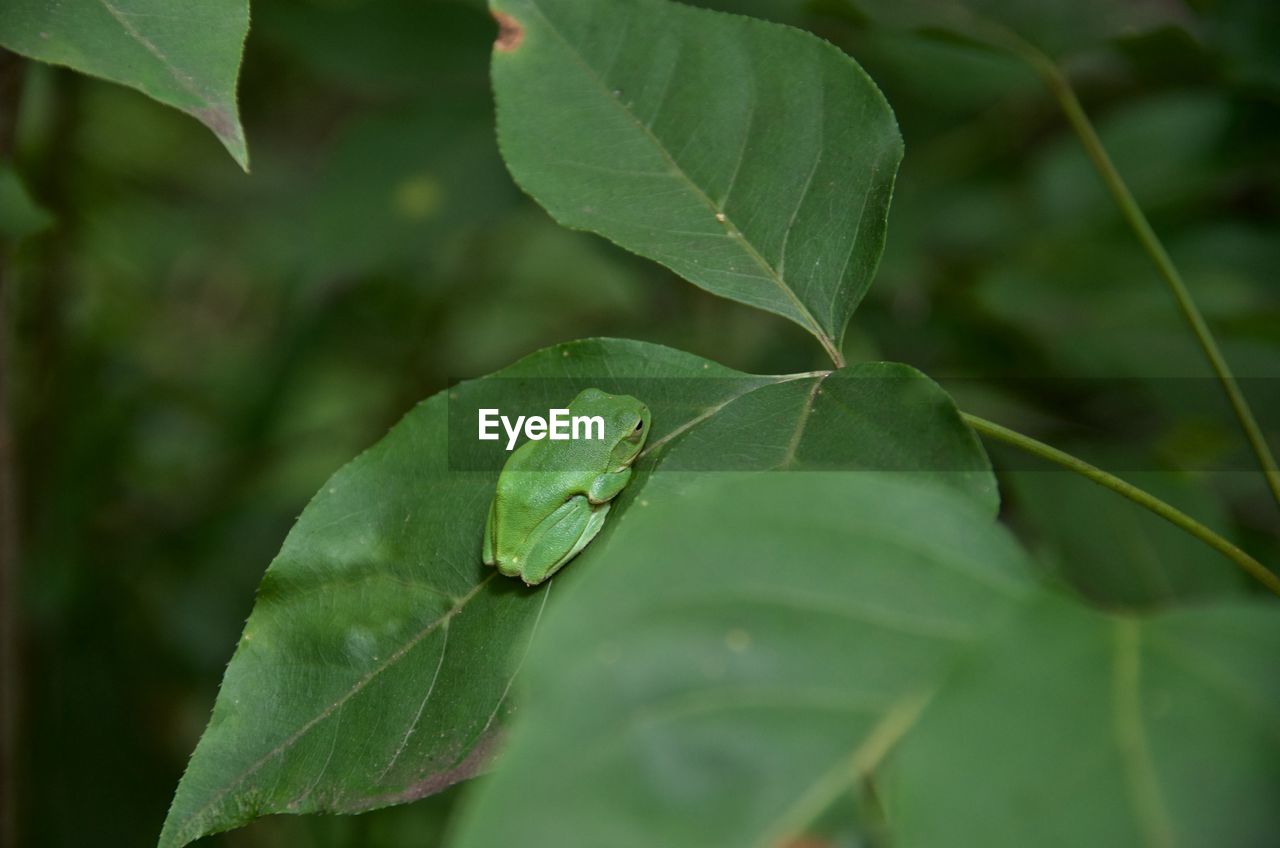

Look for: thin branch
[999,33,1280,510]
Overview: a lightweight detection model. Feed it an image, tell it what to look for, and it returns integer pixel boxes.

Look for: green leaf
[885,596,1280,847]
[0,0,251,170]
[448,472,1036,848]
[448,472,1280,847]
[489,0,903,362]
[159,338,993,847]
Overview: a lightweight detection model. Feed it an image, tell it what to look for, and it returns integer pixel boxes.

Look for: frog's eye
[633,420,644,432]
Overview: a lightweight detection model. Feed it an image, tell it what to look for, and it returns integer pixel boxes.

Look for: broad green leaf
[448,472,1036,848]
[489,0,903,361]
[160,339,993,847]
[0,163,53,241]
[448,472,1280,848]
[0,0,251,169]
[886,596,1280,847]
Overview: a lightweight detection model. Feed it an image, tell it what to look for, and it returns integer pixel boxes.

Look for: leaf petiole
[962,412,1280,598]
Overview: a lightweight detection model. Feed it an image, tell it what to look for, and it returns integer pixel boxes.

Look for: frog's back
[490,437,605,556]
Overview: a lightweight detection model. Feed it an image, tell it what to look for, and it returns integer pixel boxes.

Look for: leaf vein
[525,0,832,346]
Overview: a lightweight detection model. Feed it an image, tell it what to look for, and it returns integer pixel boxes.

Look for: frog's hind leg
[520,497,612,585]
[482,497,497,566]
[555,501,611,575]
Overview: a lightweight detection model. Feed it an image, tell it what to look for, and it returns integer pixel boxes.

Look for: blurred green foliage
[5,0,1278,845]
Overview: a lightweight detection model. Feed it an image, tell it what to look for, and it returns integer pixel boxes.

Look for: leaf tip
[193,104,251,172]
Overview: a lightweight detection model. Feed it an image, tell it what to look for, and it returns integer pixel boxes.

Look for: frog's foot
[520,496,612,585]
[587,467,632,504]
[482,497,498,566]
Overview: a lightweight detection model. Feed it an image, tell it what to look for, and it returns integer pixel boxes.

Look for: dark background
[5,0,1279,844]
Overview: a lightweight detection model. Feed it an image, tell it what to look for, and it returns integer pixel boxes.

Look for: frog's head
[572,388,651,469]
[610,395,651,468]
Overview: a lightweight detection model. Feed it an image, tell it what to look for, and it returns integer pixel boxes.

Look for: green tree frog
[483,388,650,585]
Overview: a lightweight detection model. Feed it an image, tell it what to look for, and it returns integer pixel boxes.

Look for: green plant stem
[1005,36,1280,510]
[962,412,1280,598]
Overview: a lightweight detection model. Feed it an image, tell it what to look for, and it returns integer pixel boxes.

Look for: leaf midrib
[751,693,931,848]
[165,575,497,845]
[1111,619,1176,848]
[95,0,217,110]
